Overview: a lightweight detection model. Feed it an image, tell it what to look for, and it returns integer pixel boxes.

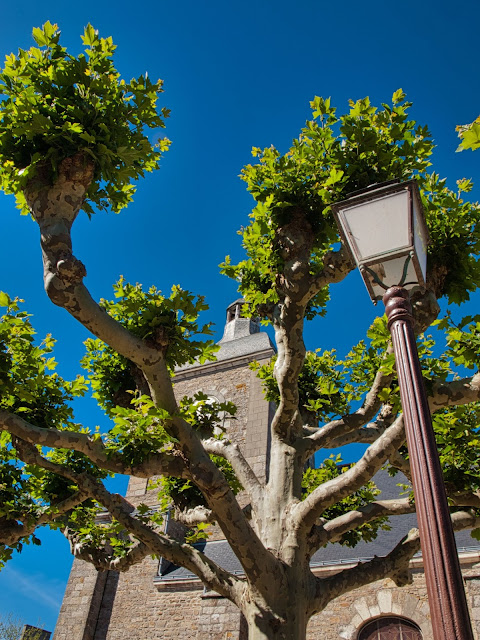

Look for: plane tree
[0,23,480,640]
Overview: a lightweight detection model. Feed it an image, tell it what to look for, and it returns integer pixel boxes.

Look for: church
[53,301,480,640]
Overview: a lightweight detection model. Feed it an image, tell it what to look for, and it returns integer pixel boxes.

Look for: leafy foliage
[105,395,173,465]
[82,279,218,415]
[440,313,480,370]
[0,22,170,215]
[222,91,480,313]
[420,173,480,303]
[456,116,480,152]
[0,292,87,428]
[302,456,390,547]
[251,351,351,422]
[434,404,480,492]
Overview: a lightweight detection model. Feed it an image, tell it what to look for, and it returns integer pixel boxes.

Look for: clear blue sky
[1,0,479,632]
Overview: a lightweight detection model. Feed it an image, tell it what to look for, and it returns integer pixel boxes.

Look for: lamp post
[331,180,474,640]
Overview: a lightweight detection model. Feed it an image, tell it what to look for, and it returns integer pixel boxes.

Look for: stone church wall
[54,553,480,639]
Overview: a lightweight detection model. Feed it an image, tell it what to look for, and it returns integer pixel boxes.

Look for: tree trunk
[245,610,308,640]
[243,592,309,640]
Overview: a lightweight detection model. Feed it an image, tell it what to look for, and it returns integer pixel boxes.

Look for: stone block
[353,597,370,620]
[377,589,392,613]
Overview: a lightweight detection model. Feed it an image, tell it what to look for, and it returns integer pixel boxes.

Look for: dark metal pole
[383,286,473,640]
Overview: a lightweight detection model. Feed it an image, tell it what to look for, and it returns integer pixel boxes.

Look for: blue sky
[1,0,480,633]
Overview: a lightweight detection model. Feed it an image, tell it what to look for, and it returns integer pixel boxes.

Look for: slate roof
[154,469,480,583]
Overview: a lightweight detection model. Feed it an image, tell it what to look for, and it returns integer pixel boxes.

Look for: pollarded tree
[1,23,480,640]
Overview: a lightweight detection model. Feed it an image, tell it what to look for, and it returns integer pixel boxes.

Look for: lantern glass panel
[365,254,419,300]
[413,195,428,282]
[342,190,410,262]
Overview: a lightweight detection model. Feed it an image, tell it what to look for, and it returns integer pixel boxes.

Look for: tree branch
[0,491,89,547]
[301,352,394,460]
[202,437,263,507]
[23,164,255,568]
[3,410,274,589]
[24,174,261,572]
[294,415,406,532]
[78,475,245,604]
[306,245,354,298]
[429,373,480,412]
[24,164,177,414]
[64,530,152,572]
[311,509,480,616]
[0,409,185,478]
[311,527,421,615]
[309,497,414,552]
[10,440,245,604]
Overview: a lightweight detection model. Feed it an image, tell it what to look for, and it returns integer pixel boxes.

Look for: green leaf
[0,292,10,308]
[32,27,48,47]
[392,88,406,104]
[82,24,98,46]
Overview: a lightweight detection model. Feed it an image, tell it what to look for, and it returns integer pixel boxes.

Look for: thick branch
[311,527,421,615]
[301,352,394,460]
[78,475,244,604]
[3,405,275,588]
[429,373,480,412]
[25,161,176,413]
[294,415,405,532]
[0,491,89,547]
[309,498,414,552]
[450,492,480,509]
[311,509,480,616]
[306,245,354,298]
[202,437,263,506]
[410,287,441,333]
[269,211,319,443]
[270,245,353,443]
[271,303,307,443]
[11,442,245,603]
[0,409,185,478]
[6,410,268,582]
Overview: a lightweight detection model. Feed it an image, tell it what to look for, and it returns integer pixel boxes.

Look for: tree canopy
[0,23,480,640]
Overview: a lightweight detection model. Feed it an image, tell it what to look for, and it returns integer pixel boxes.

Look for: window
[358,616,422,640]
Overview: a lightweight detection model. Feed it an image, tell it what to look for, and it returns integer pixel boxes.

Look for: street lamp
[331,179,474,640]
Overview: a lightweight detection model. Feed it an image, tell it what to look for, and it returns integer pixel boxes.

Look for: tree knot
[56,256,87,285]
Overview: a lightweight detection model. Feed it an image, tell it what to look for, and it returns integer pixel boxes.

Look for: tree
[0,614,23,640]
[0,614,44,640]
[0,23,480,640]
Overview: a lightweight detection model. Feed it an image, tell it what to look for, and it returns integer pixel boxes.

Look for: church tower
[53,301,276,640]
